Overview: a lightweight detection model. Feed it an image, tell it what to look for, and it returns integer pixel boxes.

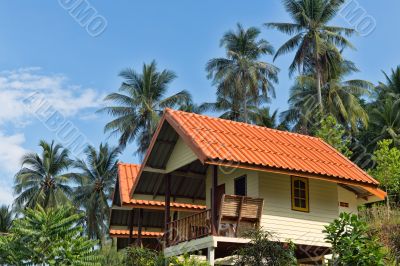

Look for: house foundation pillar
[207,247,215,266]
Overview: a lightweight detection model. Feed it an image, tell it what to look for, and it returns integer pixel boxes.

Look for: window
[291,176,309,212]
[234,175,246,196]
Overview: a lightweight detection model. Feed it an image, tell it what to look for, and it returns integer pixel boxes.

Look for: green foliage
[324,212,386,265]
[99,244,125,266]
[72,143,120,245]
[100,60,191,155]
[315,115,352,158]
[369,139,400,198]
[234,229,296,266]
[0,205,100,265]
[0,205,13,233]
[206,23,278,123]
[14,140,73,209]
[124,246,165,266]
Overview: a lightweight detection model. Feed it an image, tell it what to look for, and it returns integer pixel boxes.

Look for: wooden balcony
[165,194,264,247]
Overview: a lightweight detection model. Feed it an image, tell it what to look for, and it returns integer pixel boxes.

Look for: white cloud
[0,132,28,174]
[0,67,104,126]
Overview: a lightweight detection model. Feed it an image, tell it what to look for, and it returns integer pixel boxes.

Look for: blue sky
[0,0,399,204]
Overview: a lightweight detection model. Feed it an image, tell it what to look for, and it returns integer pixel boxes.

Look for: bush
[123,246,209,266]
[234,229,296,266]
[324,212,386,265]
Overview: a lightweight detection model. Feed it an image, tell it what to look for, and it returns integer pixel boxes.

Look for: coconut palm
[368,99,400,146]
[377,66,400,100]
[0,205,13,233]
[72,143,120,245]
[249,107,288,130]
[281,71,371,132]
[206,23,279,122]
[100,60,191,155]
[14,140,72,209]
[204,89,270,123]
[266,0,355,110]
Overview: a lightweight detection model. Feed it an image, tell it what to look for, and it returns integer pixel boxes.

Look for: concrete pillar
[207,247,215,266]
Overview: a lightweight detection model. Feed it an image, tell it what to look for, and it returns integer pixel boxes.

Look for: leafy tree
[369,139,400,207]
[73,143,120,245]
[14,140,73,209]
[100,60,191,155]
[99,244,125,266]
[324,212,386,265]
[0,205,13,233]
[234,229,296,266]
[315,115,352,158]
[0,205,100,265]
[267,0,355,111]
[206,23,278,122]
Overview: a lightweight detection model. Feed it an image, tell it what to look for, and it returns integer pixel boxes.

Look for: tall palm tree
[206,23,279,122]
[100,60,191,155]
[266,0,355,110]
[0,205,13,233]
[14,140,72,209]
[72,143,120,245]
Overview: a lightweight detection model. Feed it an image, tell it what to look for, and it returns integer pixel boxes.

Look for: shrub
[324,212,386,265]
[234,229,296,266]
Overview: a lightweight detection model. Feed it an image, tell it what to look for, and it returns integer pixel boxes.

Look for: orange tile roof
[117,163,206,210]
[162,108,380,187]
[109,229,163,238]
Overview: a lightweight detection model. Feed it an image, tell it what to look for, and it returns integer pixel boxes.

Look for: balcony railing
[166,209,212,246]
[165,194,264,247]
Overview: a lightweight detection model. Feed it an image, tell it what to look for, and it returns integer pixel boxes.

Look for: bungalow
[111,108,386,265]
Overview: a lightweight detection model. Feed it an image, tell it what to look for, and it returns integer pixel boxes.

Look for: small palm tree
[369,99,400,146]
[14,140,72,209]
[100,60,191,155]
[73,143,120,245]
[249,107,287,130]
[206,23,279,122]
[266,0,355,110]
[377,66,400,100]
[0,205,13,233]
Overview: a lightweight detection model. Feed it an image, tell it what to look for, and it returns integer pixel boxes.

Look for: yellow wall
[165,137,197,173]
[258,171,338,247]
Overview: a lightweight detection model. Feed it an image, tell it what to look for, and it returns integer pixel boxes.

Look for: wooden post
[136,208,143,246]
[211,165,218,235]
[128,208,134,245]
[164,174,171,246]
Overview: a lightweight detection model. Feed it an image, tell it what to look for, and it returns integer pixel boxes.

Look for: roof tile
[164,109,379,186]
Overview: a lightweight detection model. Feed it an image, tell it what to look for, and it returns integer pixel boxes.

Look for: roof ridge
[166,108,321,141]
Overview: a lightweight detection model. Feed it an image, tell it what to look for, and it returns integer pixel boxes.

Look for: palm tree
[0,205,13,233]
[72,143,120,245]
[266,0,355,110]
[100,60,191,155]
[204,89,270,122]
[377,66,400,100]
[249,107,288,130]
[14,140,72,209]
[368,99,400,146]
[206,23,279,122]
[281,70,371,132]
